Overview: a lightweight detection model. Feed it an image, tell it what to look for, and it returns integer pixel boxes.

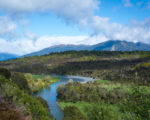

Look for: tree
[0,68,11,79]
[11,72,31,93]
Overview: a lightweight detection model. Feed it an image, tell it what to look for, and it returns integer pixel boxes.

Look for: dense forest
[0,51,150,120]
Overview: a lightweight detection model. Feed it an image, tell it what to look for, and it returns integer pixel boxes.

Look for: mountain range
[0,53,19,61]
[0,40,150,61]
[25,40,150,57]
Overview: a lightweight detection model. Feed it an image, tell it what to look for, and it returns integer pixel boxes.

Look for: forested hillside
[1,51,150,84]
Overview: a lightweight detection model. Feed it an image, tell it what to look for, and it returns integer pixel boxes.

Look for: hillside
[1,51,150,84]
[0,68,56,120]
[0,51,150,120]
[24,40,150,57]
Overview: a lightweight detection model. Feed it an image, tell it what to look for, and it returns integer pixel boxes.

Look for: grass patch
[59,102,135,120]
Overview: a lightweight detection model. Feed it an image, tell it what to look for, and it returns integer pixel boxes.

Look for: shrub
[63,106,87,120]
[11,72,31,93]
[121,87,150,120]
[0,68,11,79]
[0,75,52,120]
[0,97,27,120]
[86,105,121,120]
[36,96,49,111]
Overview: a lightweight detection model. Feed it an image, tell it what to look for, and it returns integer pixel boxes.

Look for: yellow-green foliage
[0,76,52,120]
[139,62,150,68]
[80,56,97,61]
[134,62,150,70]
[25,73,59,93]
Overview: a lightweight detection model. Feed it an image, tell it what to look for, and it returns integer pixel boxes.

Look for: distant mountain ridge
[0,53,19,61]
[92,40,150,51]
[25,44,90,57]
[24,40,150,57]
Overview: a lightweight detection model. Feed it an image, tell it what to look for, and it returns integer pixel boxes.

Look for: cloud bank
[0,0,149,55]
[0,34,109,55]
[0,0,99,24]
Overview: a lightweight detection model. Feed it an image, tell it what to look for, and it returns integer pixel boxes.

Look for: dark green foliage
[0,71,52,120]
[58,81,150,120]
[57,82,127,103]
[63,106,87,120]
[86,105,118,120]
[36,96,49,111]
[0,51,150,120]
[121,87,150,120]
[11,72,31,93]
[0,68,11,79]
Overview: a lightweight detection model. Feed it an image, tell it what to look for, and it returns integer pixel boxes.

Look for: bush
[0,97,27,120]
[86,105,120,120]
[121,87,150,120]
[0,68,11,79]
[11,72,31,93]
[36,96,49,111]
[0,75,52,120]
[63,106,87,120]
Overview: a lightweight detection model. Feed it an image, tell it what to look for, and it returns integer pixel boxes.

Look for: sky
[0,0,150,55]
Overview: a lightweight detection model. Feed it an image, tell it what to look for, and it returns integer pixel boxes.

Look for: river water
[36,75,93,120]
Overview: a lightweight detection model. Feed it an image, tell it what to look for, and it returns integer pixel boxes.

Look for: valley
[0,51,150,120]
[1,0,150,120]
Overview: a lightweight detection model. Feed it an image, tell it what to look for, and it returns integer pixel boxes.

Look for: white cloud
[0,0,150,55]
[0,16,17,39]
[123,0,133,7]
[0,0,99,24]
[0,35,92,55]
[24,31,37,41]
[90,16,150,43]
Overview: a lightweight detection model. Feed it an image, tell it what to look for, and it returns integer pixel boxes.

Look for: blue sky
[18,0,150,36]
[0,0,149,55]
[99,0,150,23]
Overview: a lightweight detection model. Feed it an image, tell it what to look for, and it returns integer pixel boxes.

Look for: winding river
[36,75,93,120]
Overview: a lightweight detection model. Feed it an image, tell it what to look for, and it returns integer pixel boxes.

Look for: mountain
[92,40,150,51]
[24,40,150,57]
[25,44,90,57]
[0,53,19,61]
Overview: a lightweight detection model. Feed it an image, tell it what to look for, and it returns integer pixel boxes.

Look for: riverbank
[36,75,93,120]
[24,73,60,93]
[57,79,150,120]
[0,69,55,120]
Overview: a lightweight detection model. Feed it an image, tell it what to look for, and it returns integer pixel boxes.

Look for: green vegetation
[62,106,87,120]
[134,62,150,69]
[25,73,59,93]
[0,67,11,79]
[0,68,54,120]
[59,102,126,120]
[0,51,150,120]
[1,51,149,85]
[58,80,150,120]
